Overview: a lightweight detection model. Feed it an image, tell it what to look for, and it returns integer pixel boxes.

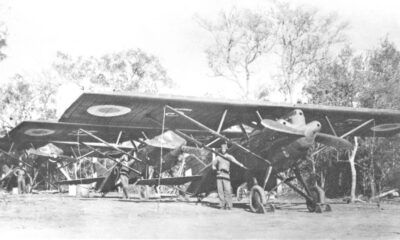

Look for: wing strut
[325,116,337,136]
[79,141,142,175]
[217,109,228,133]
[146,115,247,170]
[116,131,123,145]
[174,129,247,169]
[239,124,250,140]
[78,128,142,162]
[204,109,228,147]
[165,105,271,166]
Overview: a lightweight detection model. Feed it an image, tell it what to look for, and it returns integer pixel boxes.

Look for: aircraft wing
[135,176,202,186]
[56,177,105,185]
[6,121,162,148]
[59,92,400,137]
[6,120,240,152]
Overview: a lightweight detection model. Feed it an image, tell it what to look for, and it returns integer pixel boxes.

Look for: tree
[0,21,6,61]
[0,72,61,132]
[273,2,348,102]
[0,3,8,62]
[53,49,172,93]
[200,8,275,99]
[354,38,400,197]
[201,2,348,101]
[357,37,400,110]
[349,137,359,202]
[305,38,400,198]
[304,46,359,107]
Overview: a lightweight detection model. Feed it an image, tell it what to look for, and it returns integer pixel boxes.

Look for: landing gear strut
[306,186,324,213]
[285,168,332,213]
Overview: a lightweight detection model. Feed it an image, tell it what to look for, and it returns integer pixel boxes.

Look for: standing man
[212,143,238,210]
[14,163,26,194]
[118,151,136,199]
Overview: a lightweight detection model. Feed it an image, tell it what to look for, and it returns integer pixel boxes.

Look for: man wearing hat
[212,143,237,210]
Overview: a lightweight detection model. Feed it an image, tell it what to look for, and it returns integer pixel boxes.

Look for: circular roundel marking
[24,129,55,137]
[371,123,400,132]
[87,105,131,117]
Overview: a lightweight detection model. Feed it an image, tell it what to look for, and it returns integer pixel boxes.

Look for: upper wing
[59,92,400,137]
[7,120,161,147]
[6,120,240,152]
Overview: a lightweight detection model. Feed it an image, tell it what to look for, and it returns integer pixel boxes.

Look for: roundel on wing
[87,105,131,117]
[24,129,55,137]
[371,123,400,132]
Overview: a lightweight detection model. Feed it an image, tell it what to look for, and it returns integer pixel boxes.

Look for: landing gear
[283,167,332,213]
[236,182,247,201]
[249,185,266,213]
[305,186,331,213]
[140,186,149,200]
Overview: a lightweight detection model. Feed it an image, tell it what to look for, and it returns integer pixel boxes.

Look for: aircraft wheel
[267,204,275,213]
[306,186,325,213]
[249,185,266,214]
[140,186,149,200]
[236,185,247,201]
[325,204,332,212]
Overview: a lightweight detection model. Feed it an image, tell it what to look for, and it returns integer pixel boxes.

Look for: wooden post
[349,137,359,202]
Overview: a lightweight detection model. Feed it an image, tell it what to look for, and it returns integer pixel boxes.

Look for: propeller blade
[315,133,353,150]
[261,119,304,136]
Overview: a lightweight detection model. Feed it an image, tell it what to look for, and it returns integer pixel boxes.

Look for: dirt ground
[0,192,400,239]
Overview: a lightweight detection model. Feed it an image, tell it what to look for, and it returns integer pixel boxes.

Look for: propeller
[261,119,304,136]
[261,110,353,150]
[315,133,353,150]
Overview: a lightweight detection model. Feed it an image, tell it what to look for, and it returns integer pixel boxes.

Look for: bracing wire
[157,106,166,211]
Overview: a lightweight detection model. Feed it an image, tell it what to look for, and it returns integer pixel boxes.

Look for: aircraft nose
[289,109,306,126]
[304,121,322,139]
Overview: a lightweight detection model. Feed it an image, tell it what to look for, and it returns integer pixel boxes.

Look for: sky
[1,0,400,108]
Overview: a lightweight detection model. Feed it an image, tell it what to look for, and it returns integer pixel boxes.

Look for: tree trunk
[349,137,359,202]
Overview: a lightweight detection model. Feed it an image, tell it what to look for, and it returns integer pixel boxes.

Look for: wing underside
[58,92,400,138]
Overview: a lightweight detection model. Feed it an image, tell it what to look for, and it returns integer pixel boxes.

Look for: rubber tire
[249,185,266,214]
[306,186,325,213]
[237,185,246,201]
[325,204,332,212]
[140,186,149,200]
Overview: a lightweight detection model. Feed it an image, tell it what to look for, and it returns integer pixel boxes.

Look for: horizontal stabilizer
[56,177,105,185]
[136,176,202,186]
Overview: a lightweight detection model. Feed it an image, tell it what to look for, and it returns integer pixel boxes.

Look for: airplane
[0,120,218,196]
[54,92,400,213]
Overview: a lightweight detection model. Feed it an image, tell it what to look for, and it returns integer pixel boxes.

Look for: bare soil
[0,192,400,239]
